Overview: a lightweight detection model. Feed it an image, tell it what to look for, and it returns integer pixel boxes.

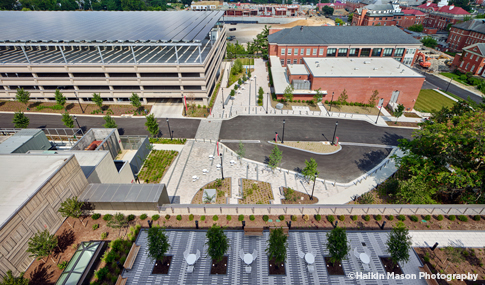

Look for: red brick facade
[451,44,485,75]
[447,24,485,52]
[351,9,425,28]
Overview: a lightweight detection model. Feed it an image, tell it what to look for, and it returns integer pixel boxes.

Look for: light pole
[220,153,224,180]
[266,92,269,114]
[375,102,383,124]
[329,92,334,112]
[282,119,286,143]
[310,172,317,200]
[445,77,453,92]
[222,87,225,110]
[331,121,339,145]
[249,79,251,106]
[73,116,81,129]
[254,75,257,102]
[166,118,172,140]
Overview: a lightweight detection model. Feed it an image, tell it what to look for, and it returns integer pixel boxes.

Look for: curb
[0,110,146,119]
[266,141,342,155]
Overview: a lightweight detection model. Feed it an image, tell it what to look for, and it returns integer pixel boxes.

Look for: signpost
[375,98,384,124]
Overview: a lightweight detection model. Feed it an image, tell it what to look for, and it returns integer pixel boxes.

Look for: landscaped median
[270,141,341,155]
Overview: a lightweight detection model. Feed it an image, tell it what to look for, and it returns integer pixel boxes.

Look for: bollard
[288,220,292,229]
[334,221,338,228]
[148,220,153,228]
[431,242,439,251]
[195,220,199,229]
[242,221,246,230]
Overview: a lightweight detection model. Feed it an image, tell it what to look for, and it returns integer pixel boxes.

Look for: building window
[394,48,405,56]
[312,48,317,55]
[372,48,382,56]
[383,48,393,56]
[293,59,298,64]
[306,48,311,55]
[466,63,469,69]
[281,48,285,55]
[470,54,474,60]
[360,48,371,57]
[281,59,284,66]
[472,65,475,72]
[349,48,359,57]
[288,48,292,55]
[319,48,324,56]
[294,48,299,55]
[338,48,348,57]
[287,59,291,65]
[301,49,304,55]
[327,48,337,56]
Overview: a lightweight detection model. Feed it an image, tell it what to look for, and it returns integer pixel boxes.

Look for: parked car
[229,28,236,31]
[230,22,237,25]
[227,36,236,41]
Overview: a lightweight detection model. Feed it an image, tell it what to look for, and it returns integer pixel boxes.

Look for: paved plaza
[122,229,427,285]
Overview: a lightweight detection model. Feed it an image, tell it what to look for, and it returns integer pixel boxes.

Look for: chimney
[449,4,454,9]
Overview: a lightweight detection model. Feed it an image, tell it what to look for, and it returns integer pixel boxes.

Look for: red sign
[275,133,278,142]
[184,96,187,112]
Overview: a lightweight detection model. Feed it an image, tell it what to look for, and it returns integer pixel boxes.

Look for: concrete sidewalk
[433,73,484,98]
[410,231,485,248]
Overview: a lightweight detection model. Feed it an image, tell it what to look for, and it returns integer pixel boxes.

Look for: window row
[4,85,203,91]
[281,48,404,57]
[1,72,202,78]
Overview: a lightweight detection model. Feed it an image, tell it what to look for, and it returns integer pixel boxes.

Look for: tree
[450,0,472,12]
[205,225,229,263]
[61,112,74,128]
[335,18,345,26]
[368,90,379,107]
[314,88,323,104]
[236,140,245,160]
[394,104,405,123]
[26,229,58,263]
[347,13,353,23]
[145,114,159,137]
[302,158,319,182]
[107,213,128,235]
[268,145,282,170]
[130,92,142,113]
[0,270,29,285]
[92,93,103,111]
[386,222,412,269]
[12,112,29,128]
[58,196,84,228]
[230,89,236,97]
[396,177,436,204]
[338,89,348,104]
[147,226,170,262]
[443,246,465,270]
[248,69,252,78]
[322,6,334,15]
[421,36,438,48]
[266,227,288,264]
[283,85,294,102]
[258,86,264,105]
[54,89,66,108]
[103,115,117,128]
[16,88,30,107]
[325,226,350,266]
[408,24,424,32]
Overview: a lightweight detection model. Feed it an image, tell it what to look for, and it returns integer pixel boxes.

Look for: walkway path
[410,231,485,248]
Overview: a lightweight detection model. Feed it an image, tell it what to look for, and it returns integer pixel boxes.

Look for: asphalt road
[0,113,201,138]
[220,116,412,182]
[422,73,484,104]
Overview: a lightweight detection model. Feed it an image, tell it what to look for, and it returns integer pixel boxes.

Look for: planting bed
[324,104,380,115]
[385,121,421,128]
[183,104,210,117]
[138,150,178,183]
[191,178,232,204]
[271,99,320,111]
[210,256,228,275]
[380,257,403,275]
[152,256,173,275]
[324,258,345,275]
[281,187,319,204]
[240,179,274,204]
[268,258,286,275]
[278,141,339,154]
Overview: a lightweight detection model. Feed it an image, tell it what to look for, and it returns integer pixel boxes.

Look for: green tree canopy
[54,89,67,107]
[145,114,159,137]
[205,225,229,263]
[58,196,84,226]
[394,104,405,123]
[0,270,29,285]
[268,145,282,170]
[266,227,288,264]
[12,112,29,128]
[15,88,30,106]
[283,85,294,102]
[408,24,424,32]
[130,93,142,110]
[386,222,412,268]
[237,141,245,159]
[107,212,128,230]
[92,93,103,111]
[302,158,319,182]
[335,18,345,26]
[347,13,353,23]
[326,227,350,266]
[103,115,117,128]
[61,112,74,128]
[26,229,58,263]
[321,6,334,15]
[147,226,170,261]
[314,88,323,104]
[421,36,438,48]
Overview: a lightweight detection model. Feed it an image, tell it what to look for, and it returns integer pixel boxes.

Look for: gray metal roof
[0,11,224,43]
[464,42,485,55]
[0,129,49,154]
[453,19,485,35]
[79,183,165,203]
[268,26,421,45]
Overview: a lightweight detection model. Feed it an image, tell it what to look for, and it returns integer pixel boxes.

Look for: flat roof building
[0,129,51,154]
[0,11,226,105]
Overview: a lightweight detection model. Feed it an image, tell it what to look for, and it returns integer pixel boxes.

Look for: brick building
[447,19,485,52]
[415,0,470,30]
[317,1,346,10]
[268,26,422,67]
[351,1,425,28]
[270,56,424,110]
[451,43,485,75]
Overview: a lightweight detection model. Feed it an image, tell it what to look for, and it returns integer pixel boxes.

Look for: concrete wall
[87,154,134,184]
[223,16,305,24]
[123,136,150,174]
[0,156,88,277]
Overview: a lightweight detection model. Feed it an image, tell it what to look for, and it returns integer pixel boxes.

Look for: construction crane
[417,52,431,68]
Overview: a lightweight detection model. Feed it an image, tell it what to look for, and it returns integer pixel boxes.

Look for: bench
[269,226,289,236]
[115,275,127,285]
[123,243,140,270]
[244,227,264,236]
[419,264,439,285]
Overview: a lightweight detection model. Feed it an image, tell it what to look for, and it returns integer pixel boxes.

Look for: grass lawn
[238,58,255,66]
[414,89,456,113]
[324,103,380,115]
[183,104,210,117]
[227,68,254,88]
[440,72,470,86]
[138,150,178,183]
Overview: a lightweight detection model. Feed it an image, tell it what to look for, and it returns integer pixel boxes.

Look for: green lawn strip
[138,150,178,183]
[442,91,463,102]
[414,89,456,113]
[227,68,254,88]
[238,58,255,66]
[440,72,470,86]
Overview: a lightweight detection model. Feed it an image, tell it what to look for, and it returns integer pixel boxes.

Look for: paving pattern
[122,230,426,285]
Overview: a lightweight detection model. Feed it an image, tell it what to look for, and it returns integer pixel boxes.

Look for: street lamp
[445,77,453,92]
[166,118,172,140]
[266,92,269,114]
[73,116,81,129]
[331,121,339,145]
[310,172,317,200]
[254,75,257,101]
[329,92,334,112]
[220,153,224,180]
[249,79,251,106]
[282,119,286,143]
[222,88,225,110]
[375,101,383,124]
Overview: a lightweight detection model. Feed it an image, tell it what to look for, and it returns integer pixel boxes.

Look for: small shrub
[352,215,358,221]
[375,214,382,221]
[249,215,255,221]
[388,215,394,221]
[201,215,206,221]
[303,214,310,222]
[474,215,481,221]
[238,214,244,221]
[327,215,335,223]
[397,215,406,221]
[176,215,182,221]
[424,255,430,263]
[213,215,219,221]
[103,214,113,221]
[449,215,456,221]
[101,232,108,240]
[152,214,160,221]
[458,215,468,222]
[424,215,431,221]
[92,224,99,231]
[95,267,109,280]
[226,215,232,221]
[189,214,194,221]
[315,214,321,221]
[140,214,148,220]
[437,215,444,221]
[127,214,135,222]
[92,213,101,220]
[57,261,68,270]
[339,215,345,222]
[364,215,370,222]
[263,215,269,222]
[279,215,285,221]
[163,214,169,220]
[291,215,297,222]
[410,215,419,222]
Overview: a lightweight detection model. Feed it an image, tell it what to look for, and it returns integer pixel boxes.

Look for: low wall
[223,16,305,24]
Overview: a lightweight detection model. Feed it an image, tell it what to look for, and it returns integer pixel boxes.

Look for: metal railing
[0,128,84,146]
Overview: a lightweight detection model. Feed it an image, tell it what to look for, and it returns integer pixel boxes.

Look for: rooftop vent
[449,5,454,9]
[373,68,378,70]
[354,67,359,70]
[364,61,372,64]
[401,69,405,73]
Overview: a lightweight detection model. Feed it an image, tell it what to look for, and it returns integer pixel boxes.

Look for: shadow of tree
[380,132,409,146]
[54,229,75,255]
[28,102,42,109]
[65,103,75,111]
[118,128,125,135]
[354,150,389,172]
[28,263,54,285]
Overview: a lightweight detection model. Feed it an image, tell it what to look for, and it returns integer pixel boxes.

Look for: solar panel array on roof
[0,11,224,43]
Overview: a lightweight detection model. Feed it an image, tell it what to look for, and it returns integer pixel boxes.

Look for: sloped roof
[417,2,439,10]
[364,3,394,10]
[464,43,485,56]
[402,9,426,15]
[437,5,469,15]
[452,19,485,34]
[268,26,421,45]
